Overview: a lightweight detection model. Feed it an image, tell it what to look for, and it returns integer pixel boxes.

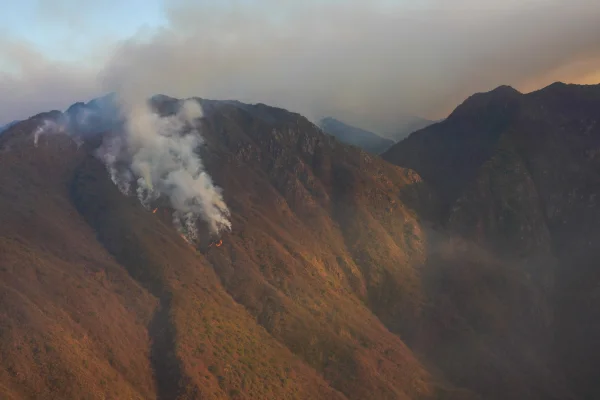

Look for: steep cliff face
[384,82,600,399]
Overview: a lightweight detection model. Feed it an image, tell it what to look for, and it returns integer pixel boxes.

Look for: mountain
[319,117,394,154]
[0,98,462,400]
[383,82,600,400]
[2,82,599,400]
[383,85,523,211]
[385,117,436,142]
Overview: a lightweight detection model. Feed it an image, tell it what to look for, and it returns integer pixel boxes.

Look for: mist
[2,0,600,134]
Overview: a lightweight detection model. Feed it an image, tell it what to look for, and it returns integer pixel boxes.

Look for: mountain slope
[1,112,352,400]
[0,99,469,399]
[0,117,158,399]
[382,85,523,212]
[319,117,394,154]
[383,82,600,399]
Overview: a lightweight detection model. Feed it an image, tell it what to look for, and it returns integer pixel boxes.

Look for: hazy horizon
[1,0,599,133]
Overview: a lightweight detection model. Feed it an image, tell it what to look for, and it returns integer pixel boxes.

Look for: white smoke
[30,94,231,241]
[97,97,232,239]
[95,134,133,195]
[33,119,67,147]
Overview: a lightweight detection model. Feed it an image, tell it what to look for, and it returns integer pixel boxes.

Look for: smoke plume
[31,93,231,240]
[33,120,67,147]
[97,96,232,239]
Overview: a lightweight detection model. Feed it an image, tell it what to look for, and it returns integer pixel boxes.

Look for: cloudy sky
[1,0,599,133]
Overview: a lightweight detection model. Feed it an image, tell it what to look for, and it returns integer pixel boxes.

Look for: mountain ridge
[319,117,394,154]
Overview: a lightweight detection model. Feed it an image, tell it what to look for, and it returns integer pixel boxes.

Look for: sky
[1,0,599,133]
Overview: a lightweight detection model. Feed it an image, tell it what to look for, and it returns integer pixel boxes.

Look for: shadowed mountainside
[383,82,600,400]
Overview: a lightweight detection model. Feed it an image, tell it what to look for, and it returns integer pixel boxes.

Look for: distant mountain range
[319,117,394,154]
[319,116,436,154]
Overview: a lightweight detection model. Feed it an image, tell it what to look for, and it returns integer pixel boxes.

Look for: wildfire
[152,208,158,214]
[209,239,223,248]
[180,234,191,244]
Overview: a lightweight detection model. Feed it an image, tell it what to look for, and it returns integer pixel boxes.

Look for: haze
[1,0,599,133]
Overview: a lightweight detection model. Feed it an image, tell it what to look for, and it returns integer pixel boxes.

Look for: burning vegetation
[209,239,223,248]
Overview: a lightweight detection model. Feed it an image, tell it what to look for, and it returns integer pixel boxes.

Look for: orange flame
[152,208,158,214]
[209,239,224,248]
